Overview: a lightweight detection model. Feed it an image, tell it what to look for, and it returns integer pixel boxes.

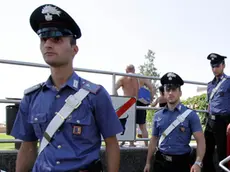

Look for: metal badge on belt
[73,126,82,135]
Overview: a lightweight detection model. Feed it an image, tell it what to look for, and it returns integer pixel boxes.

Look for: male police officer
[144,72,205,172]
[10,4,123,172]
[202,53,230,172]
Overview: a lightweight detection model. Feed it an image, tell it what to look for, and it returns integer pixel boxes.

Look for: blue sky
[0,0,229,123]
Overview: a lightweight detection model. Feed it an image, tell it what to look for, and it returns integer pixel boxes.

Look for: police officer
[203,53,230,172]
[10,4,123,172]
[144,72,205,172]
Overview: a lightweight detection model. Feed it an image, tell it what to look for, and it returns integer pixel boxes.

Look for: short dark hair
[70,36,76,45]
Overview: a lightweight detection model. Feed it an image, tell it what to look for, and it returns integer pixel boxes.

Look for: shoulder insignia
[24,83,43,95]
[81,80,100,94]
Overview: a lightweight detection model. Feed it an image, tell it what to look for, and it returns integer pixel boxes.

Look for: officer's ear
[72,45,78,58]
[223,62,225,69]
[179,87,182,97]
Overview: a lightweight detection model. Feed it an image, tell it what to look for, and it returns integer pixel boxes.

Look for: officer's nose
[43,38,54,48]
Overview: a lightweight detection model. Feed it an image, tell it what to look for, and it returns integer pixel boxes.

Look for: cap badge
[42,5,61,21]
[210,54,217,61]
[167,72,176,80]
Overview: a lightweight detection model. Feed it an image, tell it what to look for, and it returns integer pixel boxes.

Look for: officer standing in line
[144,72,205,172]
[202,53,230,172]
[10,4,123,172]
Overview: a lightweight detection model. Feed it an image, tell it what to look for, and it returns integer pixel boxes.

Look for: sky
[0,0,229,123]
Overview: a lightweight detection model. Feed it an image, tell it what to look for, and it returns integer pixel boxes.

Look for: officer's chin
[168,100,177,105]
[45,60,66,68]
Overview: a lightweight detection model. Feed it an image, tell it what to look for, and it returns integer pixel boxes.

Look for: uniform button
[76,120,80,123]
[56,161,60,165]
[169,146,171,148]
[34,118,38,121]
[169,137,171,140]
[57,145,62,149]
[56,95,60,98]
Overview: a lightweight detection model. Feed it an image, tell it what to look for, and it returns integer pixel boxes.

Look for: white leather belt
[38,88,90,155]
[159,109,192,146]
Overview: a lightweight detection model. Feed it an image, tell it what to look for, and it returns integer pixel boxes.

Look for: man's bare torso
[121,76,145,97]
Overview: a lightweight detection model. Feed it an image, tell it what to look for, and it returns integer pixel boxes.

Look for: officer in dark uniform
[10,4,123,172]
[144,72,205,172]
[203,53,230,172]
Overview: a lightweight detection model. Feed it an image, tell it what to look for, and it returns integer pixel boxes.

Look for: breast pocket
[155,118,165,136]
[28,113,48,139]
[177,122,190,142]
[218,86,227,97]
[65,103,93,139]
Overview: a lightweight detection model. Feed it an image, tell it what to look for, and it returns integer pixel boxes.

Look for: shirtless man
[115,64,155,147]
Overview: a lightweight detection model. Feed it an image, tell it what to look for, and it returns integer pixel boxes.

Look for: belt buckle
[210,115,216,120]
[163,155,172,162]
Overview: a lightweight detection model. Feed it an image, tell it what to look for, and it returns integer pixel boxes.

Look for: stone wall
[0,147,220,172]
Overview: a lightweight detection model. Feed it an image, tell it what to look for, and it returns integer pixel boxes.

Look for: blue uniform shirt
[11,72,123,172]
[152,103,202,155]
[207,73,230,115]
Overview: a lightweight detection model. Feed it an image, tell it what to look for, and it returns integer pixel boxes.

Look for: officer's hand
[226,123,230,135]
[190,164,201,172]
[143,164,150,172]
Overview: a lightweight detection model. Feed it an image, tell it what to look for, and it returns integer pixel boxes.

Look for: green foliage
[138,49,160,85]
[181,93,208,124]
[146,109,156,123]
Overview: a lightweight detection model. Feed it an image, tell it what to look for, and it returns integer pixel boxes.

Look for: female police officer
[144,72,205,172]
[10,4,123,172]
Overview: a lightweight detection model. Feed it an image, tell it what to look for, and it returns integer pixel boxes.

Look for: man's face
[40,36,78,67]
[126,66,135,73]
[164,86,181,104]
[211,63,225,77]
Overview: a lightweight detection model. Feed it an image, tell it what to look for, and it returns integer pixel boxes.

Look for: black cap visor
[37,27,74,38]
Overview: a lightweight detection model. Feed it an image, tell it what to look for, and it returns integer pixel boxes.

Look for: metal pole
[0,139,22,143]
[112,74,116,95]
[0,99,21,104]
[0,59,208,86]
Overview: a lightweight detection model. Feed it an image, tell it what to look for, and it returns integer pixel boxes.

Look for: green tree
[181,93,208,126]
[138,49,160,124]
[138,49,160,85]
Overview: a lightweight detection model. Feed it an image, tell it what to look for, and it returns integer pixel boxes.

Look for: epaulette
[81,80,100,94]
[24,83,43,95]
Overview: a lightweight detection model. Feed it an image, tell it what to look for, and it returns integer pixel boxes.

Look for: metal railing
[0,59,209,144]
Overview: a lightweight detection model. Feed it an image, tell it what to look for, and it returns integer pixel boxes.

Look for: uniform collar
[43,72,80,91]
[163,102,182,113]
[212,73,226,84]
